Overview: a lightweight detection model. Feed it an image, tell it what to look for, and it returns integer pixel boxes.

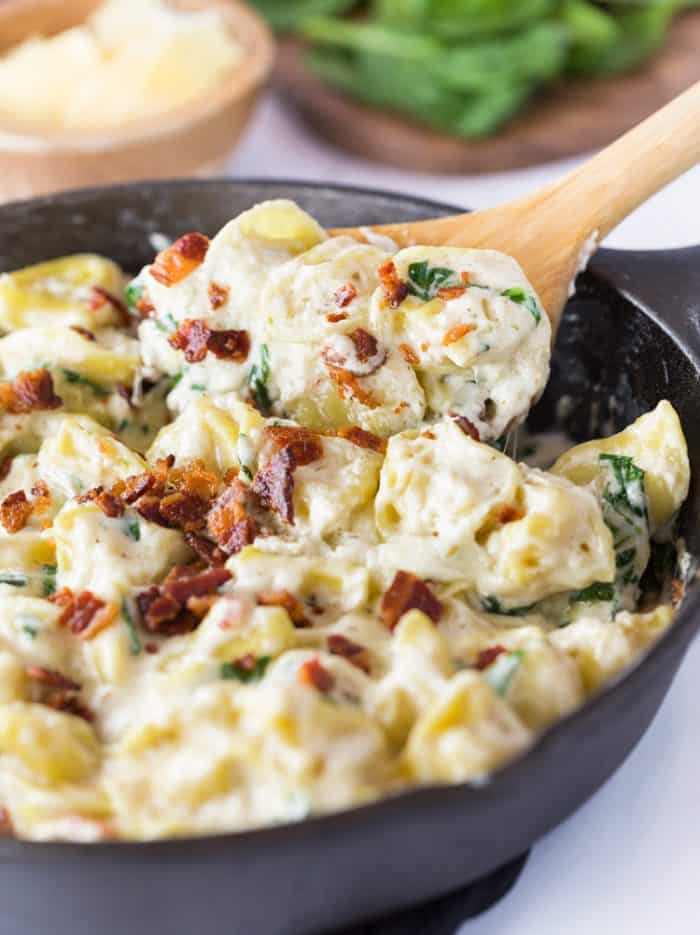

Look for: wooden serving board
[276,11,700,174]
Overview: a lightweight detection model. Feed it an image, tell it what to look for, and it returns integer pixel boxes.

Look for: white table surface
[229,94,700,935]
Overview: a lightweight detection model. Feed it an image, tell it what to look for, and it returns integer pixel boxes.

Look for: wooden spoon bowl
[0,0,275,202]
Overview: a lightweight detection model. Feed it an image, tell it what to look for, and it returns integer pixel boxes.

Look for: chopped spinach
[248,344,271,415]
[125,282,143,315]
[155,313,178,334]
[502,287,542,324]
[122,599,142,656]
[190,384,206,392]
[571,581,615,604]
[167,371,183,391]
[407,261,459,302]
[17,615,41,639]
[61,369,110,398]
[481,595,534,616]
[0,572,28,587]
[484,650,524,696]
[41,564,57,596]
[221,656,271,683]
[123,518,141,542]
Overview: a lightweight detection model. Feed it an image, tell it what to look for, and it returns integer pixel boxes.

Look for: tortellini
[0,199,689,843]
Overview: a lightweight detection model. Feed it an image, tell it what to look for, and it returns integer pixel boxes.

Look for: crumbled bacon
[49,588,117,640]
[334,283,357,308]
[421,430,436,440]
[0,490,32,533]
[151,232,210,287]
[437,274,470,301]
[380,571,443,631]
[70,325,97,342]
[398,343,419,365]
[334,426,387,454]
[77,486,124,518]
[29,480,52,516]
[158,491,210,532]
[136,563,230,635]
[0,369,62,414]
[252,427,323,525]
[136,295,155,318]
[257,589,308,627]
[451,414,481,441]
[26,666,92,721]
[326,367,379,409]
[169,318,250,364]
[185,531,228,566]
[207,477,259,555]
[326,311,349,324]
[0,456,12,482]
[208,281,229,310]
[443,323,476,346]
[475,645,507,671]
[298,657,335,693]
[322,329,387,378]
[88,286,130,326]
[327,634,371,673]
[378,259,408,309]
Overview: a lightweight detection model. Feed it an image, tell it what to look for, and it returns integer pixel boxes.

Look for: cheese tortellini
[0,200,690,842]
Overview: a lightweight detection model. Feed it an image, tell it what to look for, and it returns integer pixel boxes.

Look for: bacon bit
[421,430,436,440]
[49,588,117,640]
[443,323,476,346]
[252,428,323,525]
[0,490,32,533]
[144,642,160,655]
[208,281,230,310]
[334,283,358,308]
[136,295,155,318]
[70,325,96,342]
[0,456,12,482]
[257,589,308,627]
[88,286,130,326]
[476,645,507,671]
[398,343,419,365]
[158,491,210,532]
[78,486,124,518]
[185,531,228,566]
[451,414,481,441]
[207,478,259,555]
[151,232,210,287]
[380,571,443,631]
[169,318,250,364]
[206,329,250,362]
[326,311,349,324]
[327,366,379,408]
[350,328,379,361]
[327,634,371,673]
[26,665,80,692]
[378,259,408,309]
[334,426,387,454]
[0,369,62,415]
[322,329,386,378]
[437,285,467,301]
[137,564,230,635]
[30,480,52,516]
[421,343,429,353]
[298,657,335,693]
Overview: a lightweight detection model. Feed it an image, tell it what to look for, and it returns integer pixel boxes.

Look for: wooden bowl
[0,0,275,202]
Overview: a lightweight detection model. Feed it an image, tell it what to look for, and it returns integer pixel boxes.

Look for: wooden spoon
[333,80,700,333]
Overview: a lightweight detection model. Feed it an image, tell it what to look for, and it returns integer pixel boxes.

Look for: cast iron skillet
[1,181,699,935]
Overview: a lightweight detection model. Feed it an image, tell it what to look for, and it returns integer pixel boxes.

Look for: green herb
[125,282,144,314]
[41,564,57,596]
[240,464,253,482]
[116,418,129,433]
[122,599,142,656]
[571,581,615,603]
[123,518,140,542]
[0,572,28,587]
[481,596,534,617]
[407,261,459,302]
[155,313,178,334]
[61,369,110,398]
[168,371,183,391]
[221,656,271,683]
[17,615,41,639]
[502,287,542,324]
[484,650,524,697]
[248,344,271,415]
[190,384,206,392]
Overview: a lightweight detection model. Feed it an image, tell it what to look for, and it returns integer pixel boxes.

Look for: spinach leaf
[0,571,28,587]
[571,581,615,604]
[124,282,143,315]
[61,369,110,398]
[407,261,459,302]
[481,595,534,616]
[221,656,271,683]
[41,564,57,596]
[248,344,271,415]
[501,287,542,324]
[122,599,142,656]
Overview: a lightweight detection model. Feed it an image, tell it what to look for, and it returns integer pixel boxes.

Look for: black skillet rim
[0,176,697,855]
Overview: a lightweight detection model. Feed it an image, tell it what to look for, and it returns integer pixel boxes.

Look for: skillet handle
[589,246,700,363]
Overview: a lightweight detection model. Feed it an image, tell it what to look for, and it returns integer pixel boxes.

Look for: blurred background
[0,2,698,934]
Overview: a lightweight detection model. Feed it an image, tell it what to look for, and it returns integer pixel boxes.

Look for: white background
[229,94,700,935]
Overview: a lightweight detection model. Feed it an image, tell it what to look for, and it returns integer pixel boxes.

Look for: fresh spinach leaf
[221,656,271,683]
[502,287,542,324]
[407,261,459,302]
[248,344,271,415]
